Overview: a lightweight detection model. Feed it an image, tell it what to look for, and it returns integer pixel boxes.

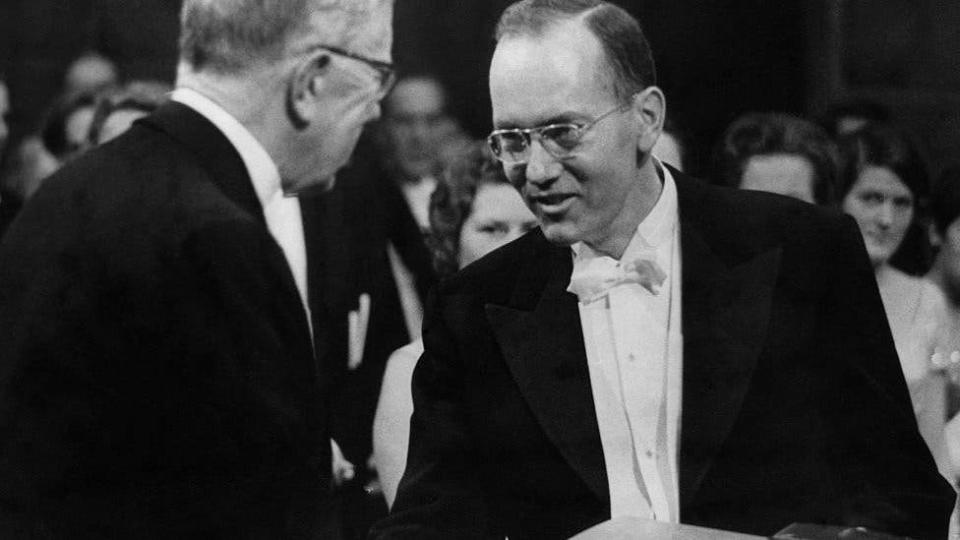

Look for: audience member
[377,73,468,231]
[0,0,395,537]
[0,77,8,157]
[40,90,99,163]
[372,1,954,538]
[63,51,120,98]
[714,112,837,204]
[929,167,960,351]
[0,76,14,235]
[928,166,960,456]
[838,122,957,482]
[373,141,537,507]
[651,116,687,172]
[87,80,172,146]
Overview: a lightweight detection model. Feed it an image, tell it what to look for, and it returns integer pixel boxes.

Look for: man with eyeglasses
[0,0,394,537]
[372,1,954,539]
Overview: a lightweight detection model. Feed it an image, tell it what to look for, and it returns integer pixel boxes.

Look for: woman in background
[838,122,956,482]
[373,142,538,507]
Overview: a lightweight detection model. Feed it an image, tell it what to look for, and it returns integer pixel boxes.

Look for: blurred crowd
[1,38,960,538]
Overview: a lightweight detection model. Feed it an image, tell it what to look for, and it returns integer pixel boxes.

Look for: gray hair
[495,0,656,103]
[179,0,359,74]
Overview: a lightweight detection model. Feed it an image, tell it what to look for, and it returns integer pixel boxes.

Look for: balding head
[495,0,655,104]
[179,0,392,75]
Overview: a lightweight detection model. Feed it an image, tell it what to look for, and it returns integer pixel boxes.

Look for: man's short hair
[714,112,839,205]
[495,0,655,103]
[179,0,362,74]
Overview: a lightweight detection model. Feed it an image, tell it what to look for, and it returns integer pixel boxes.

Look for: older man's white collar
[171,88,284,210]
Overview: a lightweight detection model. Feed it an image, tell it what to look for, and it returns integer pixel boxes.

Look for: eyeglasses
[310,45,397,98]
[487,104,628,165]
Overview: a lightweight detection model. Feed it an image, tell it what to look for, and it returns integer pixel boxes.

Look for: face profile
[489,17,660,256]
[842,165,915,267]
[281,0,395,194]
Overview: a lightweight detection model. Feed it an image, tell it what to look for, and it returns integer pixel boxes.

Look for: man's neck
[587,160,665,259]
[176,64,284,155]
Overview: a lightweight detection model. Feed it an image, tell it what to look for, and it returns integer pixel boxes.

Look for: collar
[171,87,283,209]
[572,158,679,262]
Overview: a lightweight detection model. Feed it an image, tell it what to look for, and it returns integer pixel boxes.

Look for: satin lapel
[485,239,608,502]
[140,102,311,349]
[675,176,782,508]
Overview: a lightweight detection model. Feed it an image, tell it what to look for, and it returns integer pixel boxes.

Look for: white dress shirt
[171,88,313,338]
[570,162,682,522]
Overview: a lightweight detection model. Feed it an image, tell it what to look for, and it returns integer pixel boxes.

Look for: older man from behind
[0,0,393,537]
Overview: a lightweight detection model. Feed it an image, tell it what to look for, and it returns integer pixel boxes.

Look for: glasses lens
[489,131,529,162]
[540,124,582,152]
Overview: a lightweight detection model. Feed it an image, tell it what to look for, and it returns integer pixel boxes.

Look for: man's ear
[631,86,665,154]
[287,51,331,128]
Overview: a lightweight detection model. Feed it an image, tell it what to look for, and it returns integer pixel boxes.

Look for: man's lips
[530,193,575,213]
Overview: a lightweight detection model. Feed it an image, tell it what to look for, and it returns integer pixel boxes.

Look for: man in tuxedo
[371,1,956,539]
[0,0,394,537]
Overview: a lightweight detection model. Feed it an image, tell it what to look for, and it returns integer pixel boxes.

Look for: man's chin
[540,223,579,247]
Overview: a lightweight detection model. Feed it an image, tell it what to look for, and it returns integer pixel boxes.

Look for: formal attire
[328,142,436,468]
[875,266,957,482]
[372,339,424,508]
[0,97,356,538]
[370,168,956,540]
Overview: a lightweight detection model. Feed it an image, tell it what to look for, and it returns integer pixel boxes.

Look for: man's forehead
[490,22,608,125]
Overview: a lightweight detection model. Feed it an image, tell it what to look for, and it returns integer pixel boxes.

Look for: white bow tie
[567,250,667,304]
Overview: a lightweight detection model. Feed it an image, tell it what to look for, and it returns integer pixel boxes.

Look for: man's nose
[524,138,561,187]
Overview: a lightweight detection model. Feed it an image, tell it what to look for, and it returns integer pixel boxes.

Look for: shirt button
[628,353,636,362]
[645,450,654,458]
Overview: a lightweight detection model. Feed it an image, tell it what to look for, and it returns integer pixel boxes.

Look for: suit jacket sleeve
[369,286,499,539]
[821,215,956,538]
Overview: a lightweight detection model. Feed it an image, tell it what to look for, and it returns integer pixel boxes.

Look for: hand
[330,439,355,487]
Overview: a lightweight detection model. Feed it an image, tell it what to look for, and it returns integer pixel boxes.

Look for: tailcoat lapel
[675,175,782,508]
[485,234,608,502]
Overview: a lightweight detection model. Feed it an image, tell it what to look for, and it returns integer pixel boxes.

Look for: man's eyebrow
[493,111,582,130]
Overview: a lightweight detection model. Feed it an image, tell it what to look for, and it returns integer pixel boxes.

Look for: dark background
[1,0,957,176]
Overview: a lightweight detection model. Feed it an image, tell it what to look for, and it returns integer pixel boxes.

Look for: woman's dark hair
[428,141,515,277]
[713,112,838,205]
[837,122,932,274]
[836,122,928,202]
